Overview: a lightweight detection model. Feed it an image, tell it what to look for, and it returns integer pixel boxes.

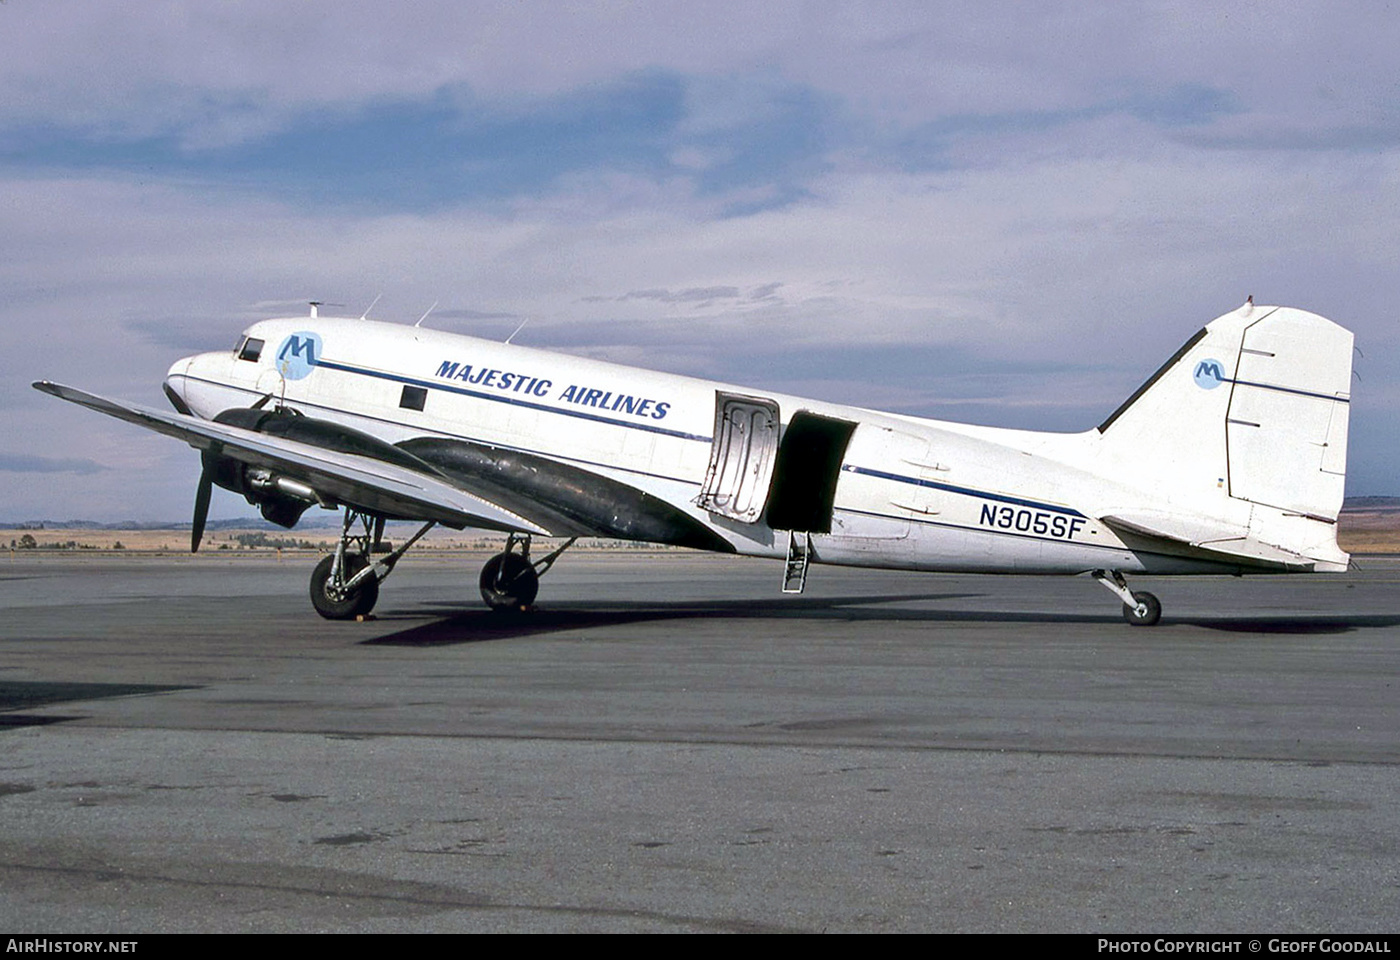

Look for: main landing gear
[479,533,576,612]
[1093,569,1162,627]
[310,510,435,620]
[310,513,576,620]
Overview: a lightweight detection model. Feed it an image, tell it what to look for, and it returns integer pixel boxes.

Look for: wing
[33,381,551,535]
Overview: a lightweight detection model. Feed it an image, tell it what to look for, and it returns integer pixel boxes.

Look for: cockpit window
[237,337,265,362]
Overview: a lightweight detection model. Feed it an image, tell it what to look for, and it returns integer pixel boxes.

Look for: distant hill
[7,497,1400,532]
[1343,496,1400,510]
[0,516,348,532]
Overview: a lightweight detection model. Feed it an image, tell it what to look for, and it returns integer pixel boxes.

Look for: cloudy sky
[2,1,1396,522]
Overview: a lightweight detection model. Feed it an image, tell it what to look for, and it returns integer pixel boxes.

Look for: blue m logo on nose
[276,332,322,380]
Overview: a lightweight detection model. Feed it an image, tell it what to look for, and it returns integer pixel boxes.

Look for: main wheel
[479,552,539,611]
[1121,590,1162,627]
[310,554,380,620]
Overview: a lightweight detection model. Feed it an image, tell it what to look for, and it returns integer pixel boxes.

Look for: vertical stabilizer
[1092,302,1352,566]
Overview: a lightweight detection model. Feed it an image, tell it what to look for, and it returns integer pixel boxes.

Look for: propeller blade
[191,467,212,553]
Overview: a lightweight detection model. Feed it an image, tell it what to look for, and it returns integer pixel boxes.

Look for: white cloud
[5,2,1398,144]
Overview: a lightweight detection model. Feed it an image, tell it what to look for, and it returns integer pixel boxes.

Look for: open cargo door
[694,392,781,523]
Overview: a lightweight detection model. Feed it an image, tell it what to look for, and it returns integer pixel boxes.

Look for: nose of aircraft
[163,355,196,415]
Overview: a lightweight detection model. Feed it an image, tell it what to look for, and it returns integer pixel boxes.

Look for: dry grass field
[6,502,1399,557]
[1334,503,1400,554]
[0,525,678,557]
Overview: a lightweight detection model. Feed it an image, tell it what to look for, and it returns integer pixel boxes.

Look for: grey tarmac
[1,551,1398,933]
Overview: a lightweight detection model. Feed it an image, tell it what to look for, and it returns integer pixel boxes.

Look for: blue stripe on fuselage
[841,464,1086,517]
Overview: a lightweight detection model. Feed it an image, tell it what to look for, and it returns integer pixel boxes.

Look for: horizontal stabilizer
[1100,512,1317,570]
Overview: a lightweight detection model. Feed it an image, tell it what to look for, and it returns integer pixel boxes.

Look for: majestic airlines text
[434,361,672,420]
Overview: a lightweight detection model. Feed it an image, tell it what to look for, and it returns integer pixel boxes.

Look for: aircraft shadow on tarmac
[0,680,194,729]
[1181,615,1400,634]
[362,593,1400,646]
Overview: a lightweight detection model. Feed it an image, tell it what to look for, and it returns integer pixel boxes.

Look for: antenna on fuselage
[309,301,321,319]
[360,293,382,321]
[504,317,530,344]
[414,301,438,328]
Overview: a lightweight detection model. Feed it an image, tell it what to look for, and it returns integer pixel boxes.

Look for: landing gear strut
[310,509,435,620]
[1086,568,1164,626]
[479,533,576,612]
[1093,569,1162,627]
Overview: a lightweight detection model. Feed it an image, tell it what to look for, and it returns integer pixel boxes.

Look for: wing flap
[33,381,551,535]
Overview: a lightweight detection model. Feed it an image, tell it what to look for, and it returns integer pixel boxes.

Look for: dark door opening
[765,411,857,533]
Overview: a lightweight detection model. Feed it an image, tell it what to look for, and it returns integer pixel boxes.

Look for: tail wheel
[1122,590,1162,627]
[310,554,380,620]
[479,552,540,611]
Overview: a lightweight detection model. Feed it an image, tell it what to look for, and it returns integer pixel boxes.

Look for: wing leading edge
[32,381,551,536]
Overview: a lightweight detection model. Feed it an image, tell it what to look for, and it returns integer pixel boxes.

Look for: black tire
[479,552,539,611]
[1122,590,1162,627]
[310,554,380,620]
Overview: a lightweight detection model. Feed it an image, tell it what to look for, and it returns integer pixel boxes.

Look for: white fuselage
[162,316,1297,577]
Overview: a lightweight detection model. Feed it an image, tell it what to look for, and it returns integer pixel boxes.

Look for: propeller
[191,456,213,553]
[186,394,275,553]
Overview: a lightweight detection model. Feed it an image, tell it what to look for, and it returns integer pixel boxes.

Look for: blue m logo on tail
[276,332,322,380]
[1192,358,1226,390]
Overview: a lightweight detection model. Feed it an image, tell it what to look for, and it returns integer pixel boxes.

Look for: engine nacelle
[201,446,316,528]
[203,406,437,528]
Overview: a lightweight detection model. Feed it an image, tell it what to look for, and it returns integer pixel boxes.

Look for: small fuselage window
[400,385,428,412]
[237,337,265,362]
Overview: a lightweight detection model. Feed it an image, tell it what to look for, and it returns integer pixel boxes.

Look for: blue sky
[1,1,1397,521]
